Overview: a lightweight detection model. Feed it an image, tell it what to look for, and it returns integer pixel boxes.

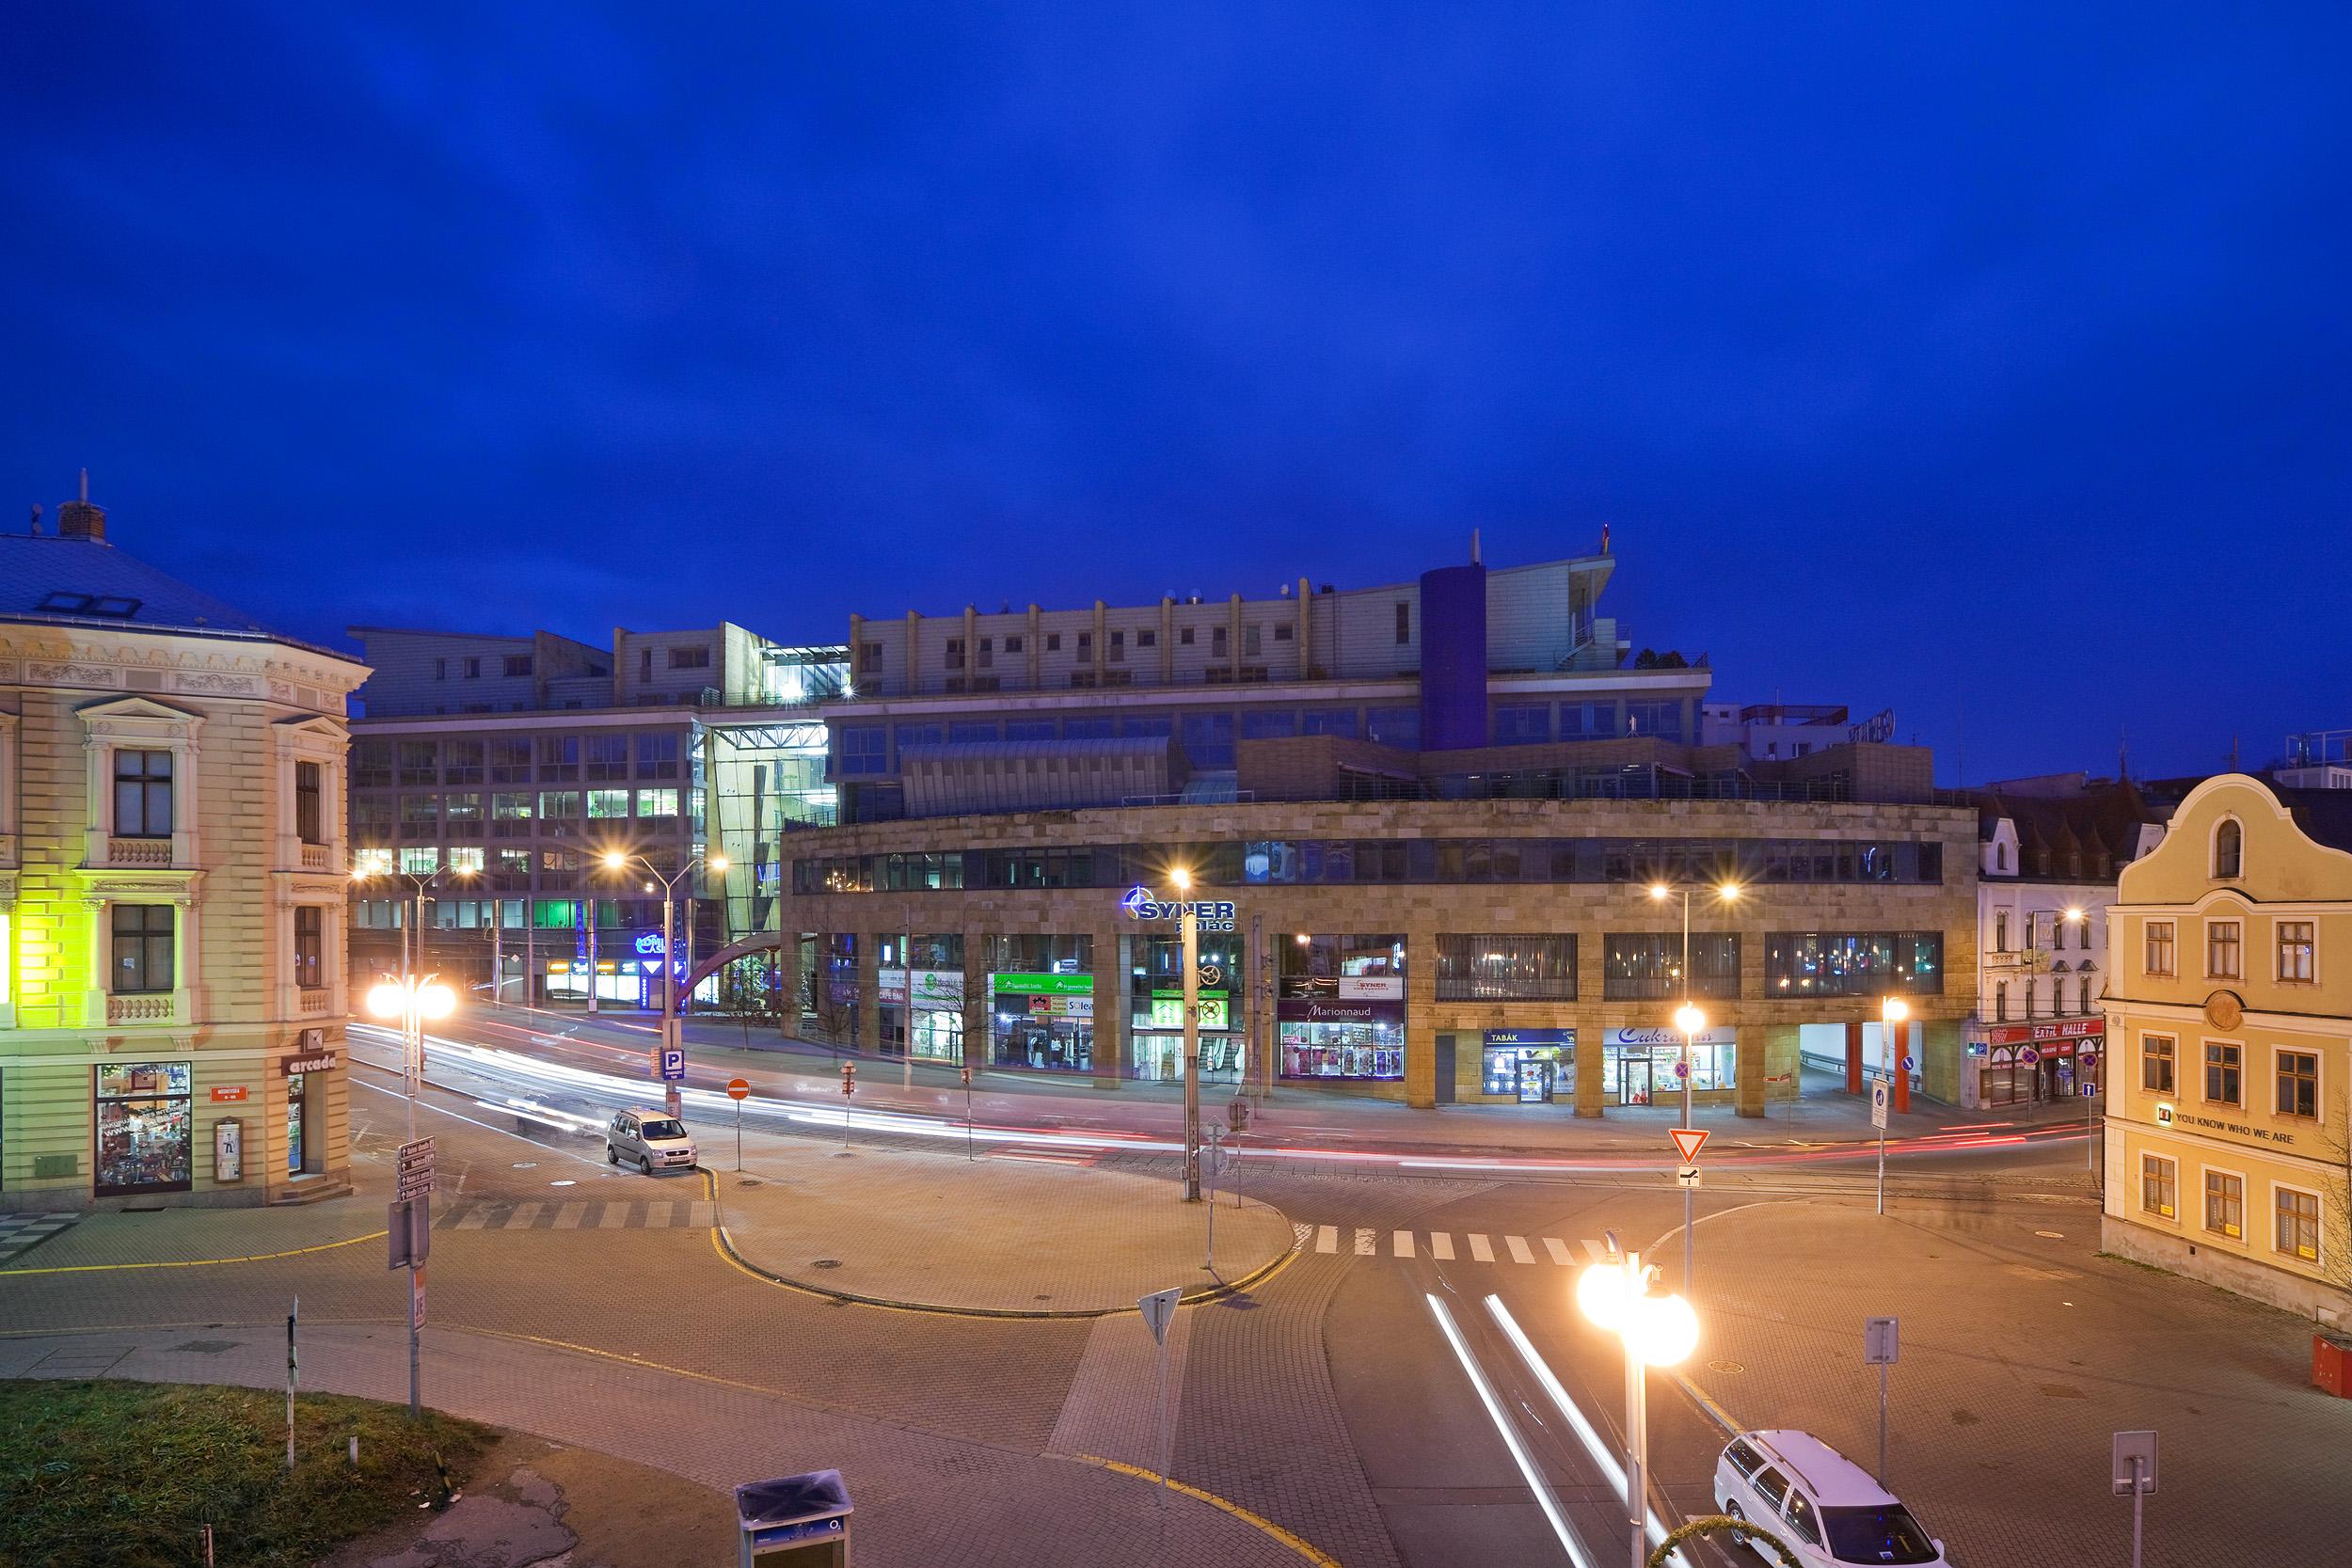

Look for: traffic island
[709,1145,1295,1315]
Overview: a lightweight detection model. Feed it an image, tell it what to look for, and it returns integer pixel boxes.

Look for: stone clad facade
[1,515,365,1210]
[772,796,1979,1114]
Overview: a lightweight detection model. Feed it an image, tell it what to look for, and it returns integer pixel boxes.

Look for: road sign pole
[286,1296,297,1470]
[736,1098,742,1173]
[2131,1456,2144,1568]
[1182,900,1200,1202]
[962,1066,975,1162]
[1205,1125,1219,1274]
[1879,1361,1888,1484]
[1864,1316,1899,1486]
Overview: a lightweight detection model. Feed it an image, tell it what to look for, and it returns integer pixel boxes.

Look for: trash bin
[736,1468,852,1566]
[2312,1334,2352,1399]
[1227,1096,1251,1132]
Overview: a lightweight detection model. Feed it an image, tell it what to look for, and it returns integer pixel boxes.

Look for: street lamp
[1878,996,1909,1215]
[601,849,727,1115]
[2063,907,2092,1168]
[1169,866,1201,1202]
[363,972,455,1419]
[1649,879,1741,1294]
[1579,1243,1700,1568]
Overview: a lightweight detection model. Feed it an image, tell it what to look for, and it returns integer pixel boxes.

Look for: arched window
[1995,843,2009,872]
[2214,818,2243,879]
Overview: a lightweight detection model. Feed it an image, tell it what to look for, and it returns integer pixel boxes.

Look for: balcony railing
[106,837,172,867]
[106,993,172,1024]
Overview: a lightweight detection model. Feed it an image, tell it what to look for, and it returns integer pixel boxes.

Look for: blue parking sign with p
[660,1048,686,1082]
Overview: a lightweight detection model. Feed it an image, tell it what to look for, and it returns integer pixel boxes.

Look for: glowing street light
[1650,878,1745,1295]
[1165,864,1201,1200]
[362,971,456,1419]
[1579,1244,1699,1568]
[600,849,729,1117]
[1877,995,1910,1215]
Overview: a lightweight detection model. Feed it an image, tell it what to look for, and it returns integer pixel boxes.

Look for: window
[536,735,580,781]
[294,906,323,990]
[2204,1171,2244,1238]
[1437,935,1577,1001]
[2139,1154,2176,1219]
[1605,932,1740,1000]
[858,641,882,674]
[2278,921,2315,983]
[112,904,175,993]
[463,656,481,678]
[2207,920,2242,979]
[489,738,532,783]
[585,735,629,781]
[95,1062,191,1196]
[2214,818,2242,879]
[397,741,437,785]
[2276,1186,2320,1264]
[1765,932,1943,996]
[1995,843,2009,872]
[2141,1034,2174,1094]
[1993,980,2009,1022]
[504,654,532,677]
[945,638,964,671]
[1177,627,1193,646]
[636,787,680,819]
[295,760,324,844]
[1783,1492,1822,1549]
[113,749,174,837]
[837,725,888,776]
[1752,1468,1790,1513]
[1136,629,1153,648]
[2278,1051,2319,1118]
[2204,1040,2241,1105]
[1994,911,2010,953]
[1046,632,1062,652]
[1394,602,1411,644]
[1492,705,1551,745]
[353,740,392,788]
[2144,920,2174,976]
[434,657,447,680]
[442,739,483,784]
[636,733,680,779]
[668,645,710,670]
[1005,634,1024,654]
[586,789,630,819]
[1724,1440,1765,1479]
[1108,630,1125,664]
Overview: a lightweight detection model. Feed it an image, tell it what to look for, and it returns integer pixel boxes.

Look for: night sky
[5,5,2345,782]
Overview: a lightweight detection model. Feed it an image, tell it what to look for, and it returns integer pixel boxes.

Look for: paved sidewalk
[1673,1197,2352,1568]
[0,1324,1321,1568]
[714,1144,1294,1312]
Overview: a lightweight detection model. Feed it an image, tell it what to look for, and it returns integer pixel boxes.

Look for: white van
[1713,1430,1946,1565]
[605,1107,698,1174]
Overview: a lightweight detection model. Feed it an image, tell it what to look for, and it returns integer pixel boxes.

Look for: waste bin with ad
[2312,1333,2352,1399]
[737,1469,852,1566]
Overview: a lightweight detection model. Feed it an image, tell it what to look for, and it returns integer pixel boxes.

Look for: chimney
[57,468,105,542]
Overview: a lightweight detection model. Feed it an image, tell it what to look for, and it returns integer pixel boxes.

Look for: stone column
[1091,925,1121,1087]
[1575,937,1607,1117]
[1405,923,1438,1108]
[854,932,881,1055]
[1740,1024,1796,1117]
[961,927,991,1072]
[775,930,803,1040]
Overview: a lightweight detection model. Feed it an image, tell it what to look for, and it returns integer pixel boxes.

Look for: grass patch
[0,1380,490,1568]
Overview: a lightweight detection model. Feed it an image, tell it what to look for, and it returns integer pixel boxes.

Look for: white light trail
[1423,1292,1595,1568]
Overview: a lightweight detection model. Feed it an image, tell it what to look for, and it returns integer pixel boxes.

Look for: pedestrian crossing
[437,1198,716,1232]
[1295,1222,1616,1268]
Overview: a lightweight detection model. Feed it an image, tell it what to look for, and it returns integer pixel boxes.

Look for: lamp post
[1578,1244,1701,1568]
[364,973,455,1418]
[601,848,727,1116]
[352,858,480,992]
[2064,906,2094,1171]
[1879,996,1909,1215]
[1650,879,1740,1294]
[1171,867,1201,1202]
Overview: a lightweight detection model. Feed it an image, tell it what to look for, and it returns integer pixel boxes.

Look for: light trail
[1424,1291,1596,1568]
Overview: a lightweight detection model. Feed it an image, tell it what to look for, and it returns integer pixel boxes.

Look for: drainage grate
[811,1259,841,1270]
[1707,1359,1746,1374]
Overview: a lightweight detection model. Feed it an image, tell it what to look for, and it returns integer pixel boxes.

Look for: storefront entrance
[1132,1035,1248,1084]
[1480,1031,1573,1104]
[1517,1057,1555,1102]
[1610,1051,1655,1106]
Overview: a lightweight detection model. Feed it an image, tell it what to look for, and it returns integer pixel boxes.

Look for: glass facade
[95,1061,192,1196]
[1765,932,1945,997]
[1279,934,1406,1081]
[1603,932,1740,1000]
[1437,935,1576,1001]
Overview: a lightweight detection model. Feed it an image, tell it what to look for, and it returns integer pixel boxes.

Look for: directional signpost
[1670,1127,1708,1289]
[392,1137,434,1419]
[838,1061,856,1154]
[1138,1288,1182,1511]
[2081,1048,2103,1168]
[2112,1430,2157,1568]
[726,1077,751,1171]
[1865,1316,1899,1484]
[658,1046,687,1119]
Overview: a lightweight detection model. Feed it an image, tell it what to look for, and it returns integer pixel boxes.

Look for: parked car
[606,1108,698,1174]
[1713,1430,1946,1565]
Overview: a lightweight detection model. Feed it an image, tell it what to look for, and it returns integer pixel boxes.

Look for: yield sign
[1669,1127,1710,1164]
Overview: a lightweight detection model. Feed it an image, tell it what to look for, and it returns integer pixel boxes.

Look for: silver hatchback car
[606,1107,697,1174]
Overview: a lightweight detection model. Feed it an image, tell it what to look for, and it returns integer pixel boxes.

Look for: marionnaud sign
[1120,885,1237,931]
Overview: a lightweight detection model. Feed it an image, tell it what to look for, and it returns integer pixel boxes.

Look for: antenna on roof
[2118,724,2130,782]
[28,503,40,535]
[1470,528,1481,564]
[78,468,88,503]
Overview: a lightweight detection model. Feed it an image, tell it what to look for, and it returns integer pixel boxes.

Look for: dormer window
[114,750,174,837]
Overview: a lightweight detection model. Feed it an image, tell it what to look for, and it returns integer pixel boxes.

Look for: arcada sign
[1120,885,1237,932]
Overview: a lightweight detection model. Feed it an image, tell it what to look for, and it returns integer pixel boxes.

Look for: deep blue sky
[6,4,2345,782]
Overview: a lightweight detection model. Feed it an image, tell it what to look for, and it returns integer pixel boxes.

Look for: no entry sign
[726,1078,752,1101]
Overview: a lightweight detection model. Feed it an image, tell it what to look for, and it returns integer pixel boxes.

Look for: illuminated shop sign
[634,933,666,956]
[1120,886,1237,931]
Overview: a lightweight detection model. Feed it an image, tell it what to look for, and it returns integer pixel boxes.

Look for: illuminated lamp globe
[1648,882,1671,901]
[1673,1003,1708,1037]
[1575,1260,1632,1333]
[602,850,628,871]
[1718,882,1742,902]
[707,855,729,874]
[418,983,457,1021]
[1169,867,1192,893]
[1629,1292,1700,1367]
[364,982,404,1020]
[1882,997,1910,1025]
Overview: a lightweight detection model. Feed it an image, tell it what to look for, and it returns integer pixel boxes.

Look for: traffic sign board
[1669,1127,1710,1164]
[725,1077,752,1101]
[2021,1045,2042,1064]
[1137,1287,1180,1345]
[2080,1049,2099,1068]
[1900,1054,1915,1072]
[659,1047,687,1083]
[2110,1430,2157,1496]
[1870,1081,1890,1129]
[395,1138,436,1201]
[411,1267,427,1330]
[1675,1164,1701,1188]
[1865,1315,1899,1364]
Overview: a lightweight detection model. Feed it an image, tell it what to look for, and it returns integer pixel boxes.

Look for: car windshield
[1820,1505,1937,1564]
[640,1118,687,1141]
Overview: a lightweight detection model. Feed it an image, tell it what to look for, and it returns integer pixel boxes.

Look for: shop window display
[96,1061,192,1196]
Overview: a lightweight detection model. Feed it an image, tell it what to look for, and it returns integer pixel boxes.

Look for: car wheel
[639,1155,653,1175]
[605,1146,618,1164]
[1724,1501,1757,1557]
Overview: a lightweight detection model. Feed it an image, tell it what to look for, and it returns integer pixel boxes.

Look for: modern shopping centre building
[768,544,1979,1115]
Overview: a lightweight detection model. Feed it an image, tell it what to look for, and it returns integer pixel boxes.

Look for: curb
[699,1168,1301,1320]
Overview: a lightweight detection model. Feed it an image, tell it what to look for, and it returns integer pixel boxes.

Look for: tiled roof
[0,531,300,644]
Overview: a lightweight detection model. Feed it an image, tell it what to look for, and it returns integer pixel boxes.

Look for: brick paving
[0,1324,1315,1568]
[1676,1196,2352,1568]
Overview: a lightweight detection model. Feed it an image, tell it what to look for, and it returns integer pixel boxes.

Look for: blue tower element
[1417,560,1487,751]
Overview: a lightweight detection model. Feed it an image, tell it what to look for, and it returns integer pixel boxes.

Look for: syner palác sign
[1120,886,1237,932]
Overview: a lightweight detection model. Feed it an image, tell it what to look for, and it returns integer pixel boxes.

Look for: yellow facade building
[2102,773,2352,1322]
[1,492,366,1209]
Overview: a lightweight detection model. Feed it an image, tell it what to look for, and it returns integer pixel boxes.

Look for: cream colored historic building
[2102,773,2352,1321]
[1,494,365,1209]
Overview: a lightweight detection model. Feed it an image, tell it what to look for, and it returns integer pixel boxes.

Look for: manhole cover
[2034,1229,2064,1239]
[1034,1294,1052,1302]
[812,1259,842,1270]
[739,1179,764,1187]
[512,1162,538,1170]
[1708,1359,1745,1374]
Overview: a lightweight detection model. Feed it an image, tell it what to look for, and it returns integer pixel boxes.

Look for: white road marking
[1393,1230,1415,1258]
[1506,1235,1536,1264]
[1469,1233,1495,1262]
